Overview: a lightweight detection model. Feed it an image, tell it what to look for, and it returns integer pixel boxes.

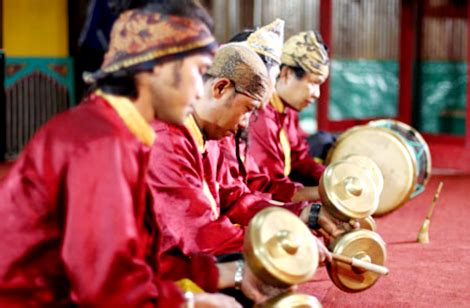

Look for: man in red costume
[248,31,330,197]
[220,24,323,204]
[147,42,347,285]
[0,1,244,306]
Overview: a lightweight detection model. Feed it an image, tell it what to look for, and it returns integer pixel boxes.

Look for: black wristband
[307,203,322,230]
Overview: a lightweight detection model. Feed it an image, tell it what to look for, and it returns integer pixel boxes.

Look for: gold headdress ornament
[247,19,285,64]
[281,31,329,77]
[83,9,217,83]
[206,43,269,103]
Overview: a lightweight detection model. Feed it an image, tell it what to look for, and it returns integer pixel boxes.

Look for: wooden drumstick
[417,181,444,244]
[332,254,389,276]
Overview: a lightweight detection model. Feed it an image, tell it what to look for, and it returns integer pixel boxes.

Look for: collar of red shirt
[95,90,156,147]
[184,114,206,153]
[270,92,286,114]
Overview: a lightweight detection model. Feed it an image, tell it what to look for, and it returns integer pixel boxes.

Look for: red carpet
[1,162,469,306]
[300,173,470,307]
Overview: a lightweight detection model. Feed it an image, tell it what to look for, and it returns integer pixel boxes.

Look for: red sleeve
[222,193,309,226]
[218,135,300,202]
[245,153,301,202]
[63,137,169,307]
[287,111,325,186]
[148,125,245,258]
[211,141,305,225]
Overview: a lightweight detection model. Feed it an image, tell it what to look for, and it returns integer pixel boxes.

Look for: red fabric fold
[0,95,182,307]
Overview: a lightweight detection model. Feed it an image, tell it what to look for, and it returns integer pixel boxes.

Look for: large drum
[368,119,431,198]
[326,120,431,215]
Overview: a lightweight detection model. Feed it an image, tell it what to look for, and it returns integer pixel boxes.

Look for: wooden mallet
[417,181,444,244]
[332,254,389,276]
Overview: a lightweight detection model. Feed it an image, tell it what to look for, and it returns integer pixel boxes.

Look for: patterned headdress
[246,19,284,64]
[206,43,269,103]
[281,31,329,77]
[84,9,217,83]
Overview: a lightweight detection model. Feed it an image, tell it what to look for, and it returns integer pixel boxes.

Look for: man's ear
[211,78,233,99]
[152,63,162,77]
[279,66,290,82]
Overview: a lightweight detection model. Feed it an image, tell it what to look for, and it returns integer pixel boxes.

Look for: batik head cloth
[247,18,284,64]
[206,43,269,104]
[281,31,329,77]
[84,9,216,83]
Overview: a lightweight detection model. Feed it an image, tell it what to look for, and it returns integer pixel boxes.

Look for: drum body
[368,119,431,198]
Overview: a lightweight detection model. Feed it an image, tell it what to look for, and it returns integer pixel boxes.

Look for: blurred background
[0,0,469,171]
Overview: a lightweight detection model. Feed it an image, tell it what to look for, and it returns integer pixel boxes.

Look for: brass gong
[327,125,417,216]
[342,154,384,196]
[358,216,377,232]
[327,229,387,292]
[258,291,322,308]
[244,207,319,288]
[319,160,380,221]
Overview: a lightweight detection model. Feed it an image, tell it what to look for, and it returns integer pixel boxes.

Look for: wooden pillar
[318,0,332,131]
[0,0,5,161]
[466,0,470,147]
[397,0,417,125]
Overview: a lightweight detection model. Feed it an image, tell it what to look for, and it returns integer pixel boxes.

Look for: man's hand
[292,186,320,202]
[301,204,359,242]
[313,236,332,266]
[193,293,242,308]
[241,265,289,304]
[317,206,359,241]
[216,261,289,304]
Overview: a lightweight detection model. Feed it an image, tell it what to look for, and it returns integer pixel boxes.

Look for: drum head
[327,126,417,215]
[369,119,431,198]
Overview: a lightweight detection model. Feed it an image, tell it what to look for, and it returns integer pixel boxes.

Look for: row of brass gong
[245,120,431,307]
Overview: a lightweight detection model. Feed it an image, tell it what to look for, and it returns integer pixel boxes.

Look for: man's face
[265,64,280,106]
[202,80,261,140]
[149,53,213,124]
[277,67,329,112]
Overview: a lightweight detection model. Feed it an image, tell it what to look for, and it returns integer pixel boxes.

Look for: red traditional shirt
[0,92,184,307]
[147,115,307,282]
[248,93,325,187]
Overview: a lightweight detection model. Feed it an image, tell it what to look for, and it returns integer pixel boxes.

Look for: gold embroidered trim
[279,128,291,176]
[103,37,215,74]
[184,114,219,220]
[270,93,291,176]
[270,92,286,113]
[175,278,204,293]
[184,114,205,153]
[95,90,156,146]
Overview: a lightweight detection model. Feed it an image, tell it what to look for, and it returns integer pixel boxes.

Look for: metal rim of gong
[257,291,322,308]
[358,216,377,232]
